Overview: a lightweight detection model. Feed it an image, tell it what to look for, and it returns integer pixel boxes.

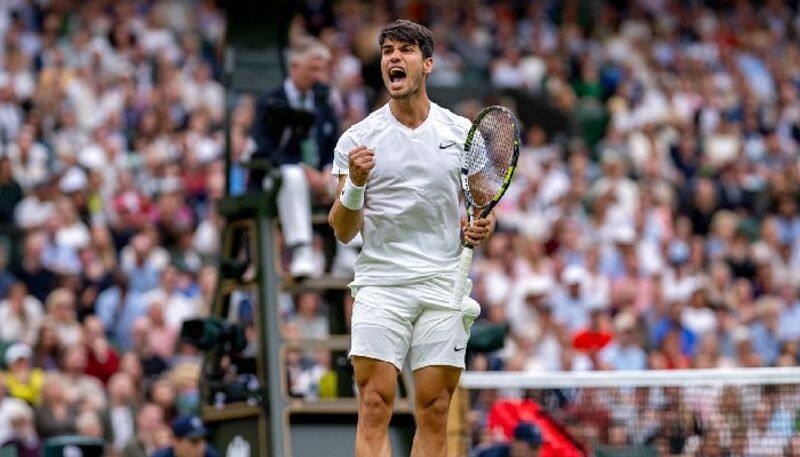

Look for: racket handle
[450,247,474,309]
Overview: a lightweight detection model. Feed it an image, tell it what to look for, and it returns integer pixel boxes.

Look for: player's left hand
[462,213,495,247]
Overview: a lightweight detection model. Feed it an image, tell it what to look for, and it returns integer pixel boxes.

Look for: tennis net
[458,367,800,457]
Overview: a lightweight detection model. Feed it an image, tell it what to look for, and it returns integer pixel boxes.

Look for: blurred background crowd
[4,0,800,455]
[0,0,226,455]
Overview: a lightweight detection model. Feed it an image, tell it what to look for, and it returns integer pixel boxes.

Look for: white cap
[5,342,32,366]
[60,166,88,193]
[562,265,586,285]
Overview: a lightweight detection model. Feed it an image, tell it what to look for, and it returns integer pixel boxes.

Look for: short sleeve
[331,130,358,176]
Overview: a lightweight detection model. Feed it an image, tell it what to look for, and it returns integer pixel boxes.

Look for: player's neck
[389,94,430,130]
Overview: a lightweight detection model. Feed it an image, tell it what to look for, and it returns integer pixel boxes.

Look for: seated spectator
[649,328,691,369]
[652,301,697,357]
[130,318,169,378]
[748,296,782,366]
[121,403,167,457]
[75,410,104,439]
[140,301,179,360]
[153,415,219,457]
[95,272,147,351]
[32,321,61,371]
[572,308,613,354]
[475,421,542,457]
[0,156,23,226]
[3,343,43,406]
[150,377,178,424]
[101,372,138,453]
[44,288,82,348]
[12,232,56,303]
[141,265,200,330]
[0,376,30,444]
[82,316,120,384]
[59,344,106,410]
[287,292,328,339]
[1,399,42,457]
[0,282,43,346]
[34,374,77,439]
[551,265,592,332]
[599,313,647,370]
[0,245,15,300]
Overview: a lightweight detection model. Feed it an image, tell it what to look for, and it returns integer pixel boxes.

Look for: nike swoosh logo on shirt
[454,346,465,352]
[439,141,457,150]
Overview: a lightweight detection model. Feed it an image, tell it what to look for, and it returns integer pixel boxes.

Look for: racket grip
[450,247,474,309]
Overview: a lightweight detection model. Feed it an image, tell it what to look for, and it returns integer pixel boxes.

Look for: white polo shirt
[332,101,472,286]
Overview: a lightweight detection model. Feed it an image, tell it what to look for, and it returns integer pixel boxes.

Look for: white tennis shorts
[349,275,481,372]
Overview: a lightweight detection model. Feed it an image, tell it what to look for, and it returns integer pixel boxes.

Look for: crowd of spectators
[283,0,800,454]
[6,0,800,455]
[0,0,228,455]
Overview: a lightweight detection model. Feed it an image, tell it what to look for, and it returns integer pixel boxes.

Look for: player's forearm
[328,201,363,243]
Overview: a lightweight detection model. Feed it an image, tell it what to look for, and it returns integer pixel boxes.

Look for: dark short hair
[378,20,434,59]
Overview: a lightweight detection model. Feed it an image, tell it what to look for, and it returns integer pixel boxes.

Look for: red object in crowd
[84,345,120,384]
[572,330,613,352]
[487,399,585,457]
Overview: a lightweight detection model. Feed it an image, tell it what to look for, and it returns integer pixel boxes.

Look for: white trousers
[277,164,313,247]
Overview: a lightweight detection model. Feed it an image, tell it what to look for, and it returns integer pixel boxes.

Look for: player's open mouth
[388,67,406,89]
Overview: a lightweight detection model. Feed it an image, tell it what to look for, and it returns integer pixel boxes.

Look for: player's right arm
[328,146,374,243]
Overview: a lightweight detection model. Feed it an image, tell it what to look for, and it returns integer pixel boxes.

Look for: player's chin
[387,86,409,99]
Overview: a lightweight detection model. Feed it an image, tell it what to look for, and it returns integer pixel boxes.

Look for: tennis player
[328,19,494,457]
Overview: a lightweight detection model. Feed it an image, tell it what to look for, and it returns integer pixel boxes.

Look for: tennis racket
[450,106,520,309]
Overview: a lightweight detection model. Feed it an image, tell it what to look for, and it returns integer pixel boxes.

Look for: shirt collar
[284,78,313,110]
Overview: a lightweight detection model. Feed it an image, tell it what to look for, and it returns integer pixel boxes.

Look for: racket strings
[465,110,517,208]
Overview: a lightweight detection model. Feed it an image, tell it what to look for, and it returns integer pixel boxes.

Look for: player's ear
[422,56,433,77]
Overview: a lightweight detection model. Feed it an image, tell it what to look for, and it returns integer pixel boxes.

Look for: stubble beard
[389,73,424,101]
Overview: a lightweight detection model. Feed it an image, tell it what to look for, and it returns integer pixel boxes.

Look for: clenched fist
[348,146,375,186]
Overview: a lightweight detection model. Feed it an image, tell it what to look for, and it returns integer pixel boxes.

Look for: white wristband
[340,177,365,210]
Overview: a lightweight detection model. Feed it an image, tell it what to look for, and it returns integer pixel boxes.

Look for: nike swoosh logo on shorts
[454,346,465,352]
[439,141,457,150]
